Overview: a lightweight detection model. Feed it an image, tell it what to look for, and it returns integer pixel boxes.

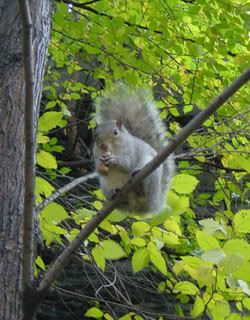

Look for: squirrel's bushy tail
[96,84,165,151]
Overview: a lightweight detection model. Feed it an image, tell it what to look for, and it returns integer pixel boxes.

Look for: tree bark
[0,1,51,319]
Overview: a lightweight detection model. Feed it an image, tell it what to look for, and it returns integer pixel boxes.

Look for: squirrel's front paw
[97,162,109,176]
[109,188,120,200]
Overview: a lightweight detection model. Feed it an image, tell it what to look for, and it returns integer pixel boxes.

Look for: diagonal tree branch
[36,67,250,300]
[18,0,35,291]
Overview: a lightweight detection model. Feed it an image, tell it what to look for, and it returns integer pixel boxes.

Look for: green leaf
[92,246,106,272]
[232,261,250,282]
[85,307,104,318]
[39,224,67,245]
[108,210,127,222]
[175,304,184,317]
[164,218,182,235]
[40,202,69,224]
[190,295,205,318]
[132,247,150,273]
[119,230,130,245]
[199,218,226,235]
[37,134,50,144]
[243,297,250,310]
[100,240,126,260]
[104,313,113,320]
[132,221,150,237]
[201,248,226,264]
[88,232,99,243]
[171,174,199,194]
[45,101,57,109]
[207,300,230,320]
[148,244,167,275]
[219,253,244,274]
[38,111,64,132]
[35,177,55,203]
[35,256,46,271]
[173,281,199,295]
[223,239,250,260]
[196,230,220,251]
[166,191,189,216]
[235,154,250,172]
[130,238,146,247]
[233,210,250,234]
[100,220,117,234]
[37,150,57,169]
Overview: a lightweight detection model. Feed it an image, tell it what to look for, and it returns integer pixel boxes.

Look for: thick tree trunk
[0,1,51,319]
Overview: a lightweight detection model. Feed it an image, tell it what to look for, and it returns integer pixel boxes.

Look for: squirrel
[93,84,175,215]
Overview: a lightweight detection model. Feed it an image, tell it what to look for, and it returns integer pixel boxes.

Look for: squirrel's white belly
[100,169,129,191]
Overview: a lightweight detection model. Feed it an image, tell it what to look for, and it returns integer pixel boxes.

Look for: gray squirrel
[93,84,175,215]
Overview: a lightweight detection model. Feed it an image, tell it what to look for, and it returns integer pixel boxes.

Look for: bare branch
[36,67,250,298]
[18,0,35,290]
[35,172,97,213]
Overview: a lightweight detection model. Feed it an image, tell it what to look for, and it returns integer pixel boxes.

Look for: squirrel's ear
[116,118,123,130]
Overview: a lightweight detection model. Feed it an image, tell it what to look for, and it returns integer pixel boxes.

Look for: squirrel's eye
[113,128,119,136]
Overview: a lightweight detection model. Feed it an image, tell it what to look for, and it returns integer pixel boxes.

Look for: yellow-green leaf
[233,210,250,234]
[207,300,230,320]
[171,174,199,194]
[235,154,250,173]
[196,230,220,251]
[149,247,167,275]
[173,281,199,295]
[243,297,250,310]
[85,307,103,318]
[130,238,146,247]
[201,248,225,264]
[35,177,55,203]
[132,247,150,273]
[37,134,50,144]
[38,111,64,132]
[167,191,189,216]
[35,256,46,271]
[100,240,126,260]
[164,218,182,236]
[40,202,68,224]
[37,150,57,169]
[92,246,106,271]
[233,261,250,282]
[223,239,250,260]
[100,219,117,234]
[219,253,244,274]
[132,221,150,237]
[190,296,205,318]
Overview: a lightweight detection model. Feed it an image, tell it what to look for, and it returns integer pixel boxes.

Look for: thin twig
[18,0,35,290]
[57,159,93,168]
[55,286,194,319]
[36,172,97,213]
[36,68,250,298]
